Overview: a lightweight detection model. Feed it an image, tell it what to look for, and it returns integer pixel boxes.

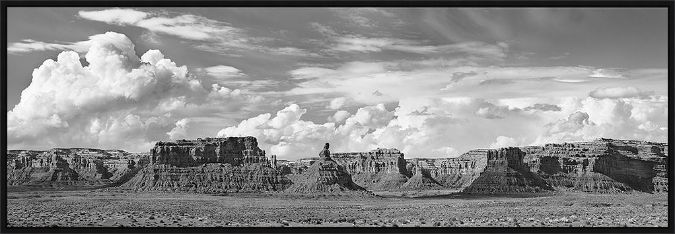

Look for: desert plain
[6,188,668,228]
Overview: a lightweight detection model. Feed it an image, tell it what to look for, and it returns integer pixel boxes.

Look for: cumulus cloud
[216,100,514,159]
[548,111,593,134]
[489,136,519,148]
[345,104,394,129]
[589,86,653,99]
[217,104,337,157]
[167,118,192,140]
[329,110,351,123]
[328,97,347,110]
[217,94,667,160]
[7,32,259,152]
[535,96,668,144]
[216,103,398,158]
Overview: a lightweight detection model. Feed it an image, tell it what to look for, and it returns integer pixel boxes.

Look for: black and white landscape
[4,7,670,228]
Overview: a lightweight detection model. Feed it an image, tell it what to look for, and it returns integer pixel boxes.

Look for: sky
[5,7,669,159]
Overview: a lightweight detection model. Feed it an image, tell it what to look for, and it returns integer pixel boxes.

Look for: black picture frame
[1,1,673,233]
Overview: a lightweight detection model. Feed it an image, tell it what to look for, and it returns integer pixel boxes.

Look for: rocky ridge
[8,138,668,195]
[7,148,147,189]
[404,139,667,194]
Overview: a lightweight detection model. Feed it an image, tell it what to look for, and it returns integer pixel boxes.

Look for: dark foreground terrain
[7,190,667,227]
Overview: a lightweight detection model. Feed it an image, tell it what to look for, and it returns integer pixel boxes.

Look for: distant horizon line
[6,136,668,159]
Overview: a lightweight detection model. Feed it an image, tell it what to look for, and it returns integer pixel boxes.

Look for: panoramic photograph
[3,6,670,229]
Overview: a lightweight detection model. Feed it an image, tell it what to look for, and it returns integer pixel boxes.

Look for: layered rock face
[151,137,267,166]
[123,137,291,193]
[405,139,668,194]
[410,148,552,194]
[461,148,553,194]
[399,162,443,190]
[523,139,668,193]
[121,163,290,193]
[285,143,369,195]
[331,148,410,190]
[9,138,667,195]
[408,151,488,189]
[7,148,145,188]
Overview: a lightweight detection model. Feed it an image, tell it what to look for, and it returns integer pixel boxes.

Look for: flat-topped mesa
[331,148,407,175]
[123,136,292,194]
[521,139,668,193]
[150,136,268,167]
[330,148,409,190]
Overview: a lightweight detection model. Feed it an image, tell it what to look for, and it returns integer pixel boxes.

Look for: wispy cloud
[310,22,338,36]
[78,8,269,55]
[548,52,571,60]
[331,8,400,28]
[78,8,327,58]
[589,68,625,79]
[271,47,321,57]
[198,65,246,79]
[589,86,653,99]
[286,58,647,106]
[8,39,90,54]
[79,8,244,42]
[326,35,510,61]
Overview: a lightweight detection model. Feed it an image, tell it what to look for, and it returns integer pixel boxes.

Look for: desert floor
[6,189,668,227]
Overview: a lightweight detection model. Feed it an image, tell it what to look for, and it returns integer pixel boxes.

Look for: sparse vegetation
[7,190,667,227]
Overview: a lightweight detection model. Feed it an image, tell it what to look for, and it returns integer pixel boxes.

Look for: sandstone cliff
[151,137,267,166]
[9,138,667,195]
[461,148,553,194]
[523,139,668,193]
[409,148,553,194]
[121,163,290,193]
[399,162,443,190]
[122,137,291,193]
[407,139,667,194]
[331,148,410,191]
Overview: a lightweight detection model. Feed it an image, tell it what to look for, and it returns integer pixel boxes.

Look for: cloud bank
[215,93,667,159]
[7,32,257,152]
